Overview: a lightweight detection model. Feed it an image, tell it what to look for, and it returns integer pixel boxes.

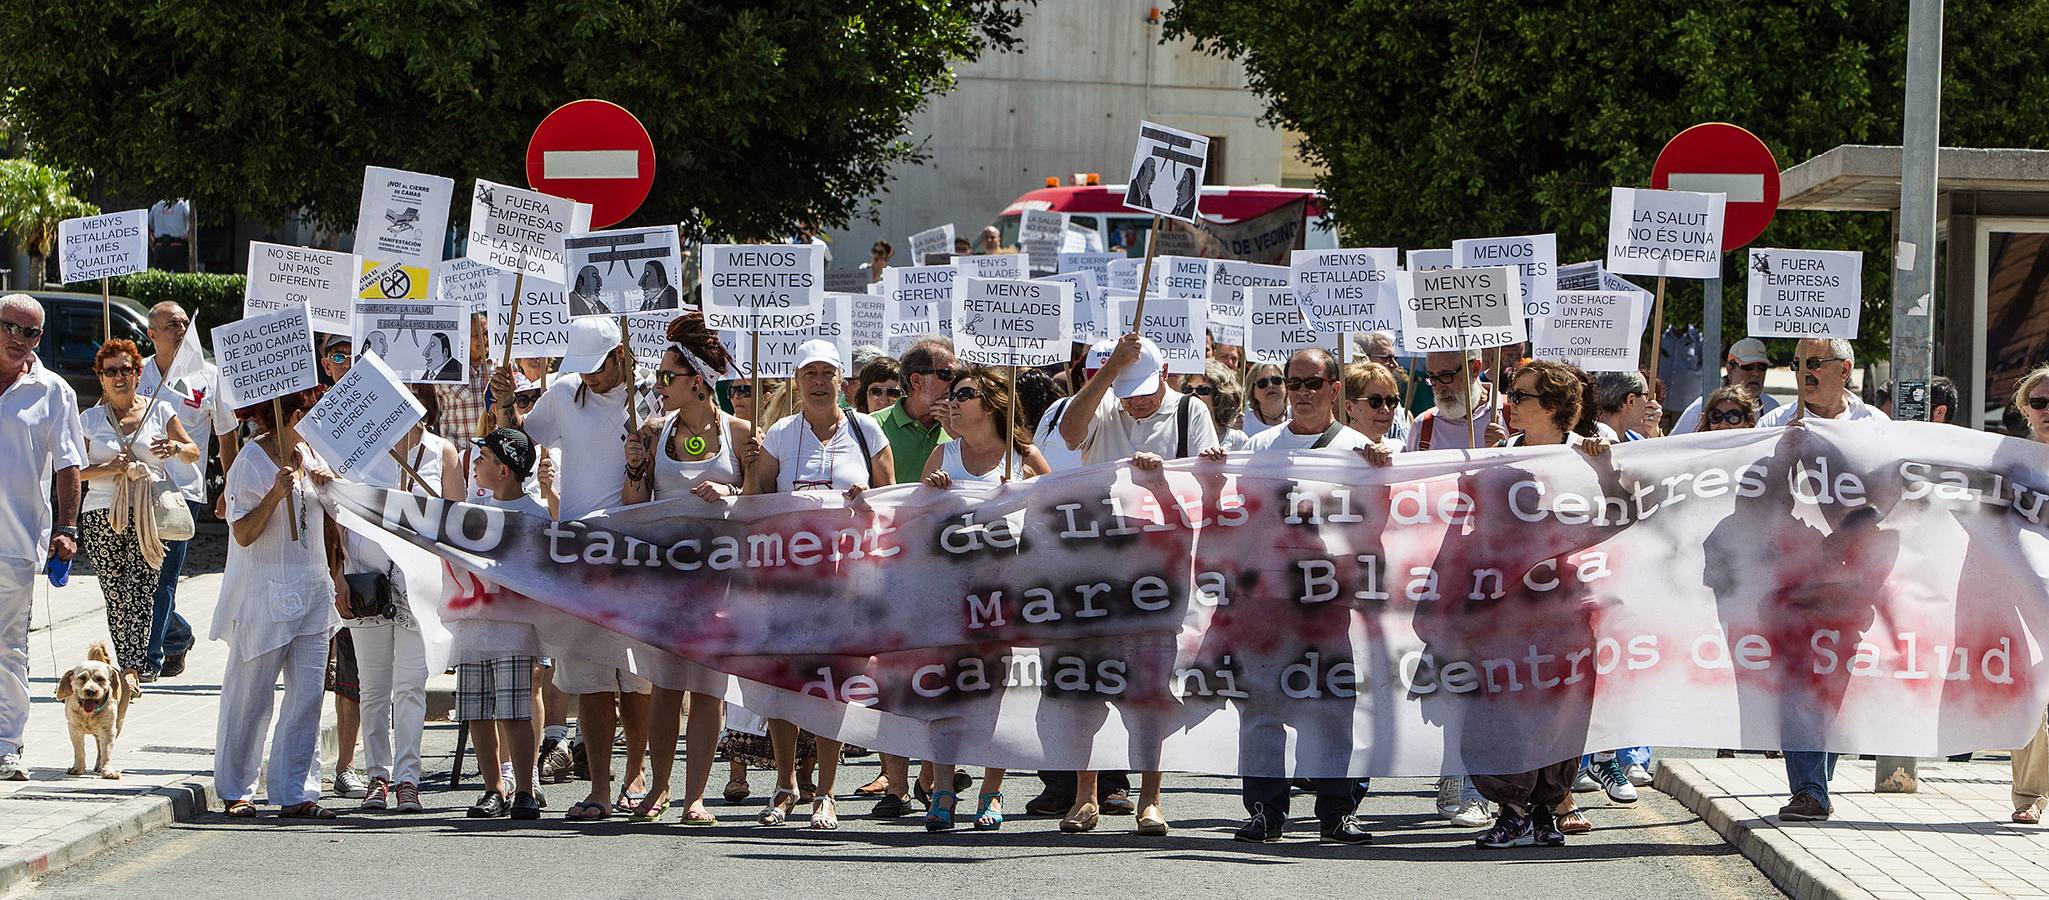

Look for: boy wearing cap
[1671,338,1782,434]
[457,428,547,819]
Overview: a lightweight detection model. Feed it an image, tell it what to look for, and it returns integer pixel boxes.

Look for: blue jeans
[1783,751,1839,806]
[1242,777,1369,824]
[144,500,200,673]
[1581,746,1654,769]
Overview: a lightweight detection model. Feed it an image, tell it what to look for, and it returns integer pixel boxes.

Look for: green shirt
[874,400,951,484]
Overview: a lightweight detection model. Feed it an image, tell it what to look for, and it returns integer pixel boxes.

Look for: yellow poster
[358,259,431,300]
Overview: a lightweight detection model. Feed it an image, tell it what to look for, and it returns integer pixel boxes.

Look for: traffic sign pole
[1701,276,1722,413]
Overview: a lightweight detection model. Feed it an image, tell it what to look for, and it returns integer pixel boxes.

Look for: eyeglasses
[949,386,984,403]
[1734,362,1769,373]
[325,351,352,365]
[867,385,904,400]
[514,390,542,408]
[1425,367,1464,385]
[0,321,43,341]
[1180,383,1215,397]
[1368,353,1398,367]
[1707,408,1752,425]
[1506,389,1542,405]
[728,384,754,397]
[1798,357,1846,371]
[1283,377,1331,392]
[98,365,139,378]
[1253,376,1286,390]
[1354,394,1401,410]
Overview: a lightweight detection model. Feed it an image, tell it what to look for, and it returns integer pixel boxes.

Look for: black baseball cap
[473,428,536,480]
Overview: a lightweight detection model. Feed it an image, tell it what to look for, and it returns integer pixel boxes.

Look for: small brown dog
[56,642,136,779]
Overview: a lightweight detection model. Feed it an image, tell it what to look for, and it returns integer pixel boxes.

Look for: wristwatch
[52,525,78,538]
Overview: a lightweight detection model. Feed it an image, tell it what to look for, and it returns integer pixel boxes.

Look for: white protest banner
[1114,294,1205,374]
[1062,223,1105,253]
[1018,209,1066,267]
[1123,120,1208,223]
[436,258,503,315]
[699,243,825,334]
[488,277,571,360]
[625,308,687,361]
[355,166,454,270]
[297,350,426,479]
[57,209,148,283]
[565,225,683,317]
[1206,261,1289,346]
[212,303,318,409]
[1396,266,1524,353]
[1244,286,1325,364]
[723,292,853,379]
[1454,233,1557,318]
[1531,291,1648,372]
[1291,247,1401,335]
[957,278,1072,368]
[1746,248,1863,339]
[245,242,356,335]
[1106,257,1142,293]
[1039,271,1104,344]
[354,298,469,384]
[465,179,576,282]
[849,292,887,349]
[1406,248,1454,272]
[882,265,954,355]
[909,225,955,265]
[1607,187,1727,279]
[954,253,1029,280]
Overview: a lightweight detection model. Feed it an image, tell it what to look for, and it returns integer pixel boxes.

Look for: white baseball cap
[794,339,843,374]
[1727,338,1769,365]
[1086,336,1166,399]
[559,317,622,374]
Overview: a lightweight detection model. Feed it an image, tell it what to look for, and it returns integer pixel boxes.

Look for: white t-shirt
[0,360,86,563]
[1243,419,1371,453]
[1672,391,1783,434]
[1033,397,1084,474]
[764,411,887,492]
[1242,405,1289,438]
[474,488,549,520]
[1757,393,1889,427]
[80,399,179,514]
[521,373,631,518]
[1076,392,1221,467]
[140,356,238,503]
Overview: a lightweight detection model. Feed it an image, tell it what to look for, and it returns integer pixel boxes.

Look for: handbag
[343,572,396,619]
[104,405,195,541]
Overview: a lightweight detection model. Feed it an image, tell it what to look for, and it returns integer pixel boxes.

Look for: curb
[1655,761,1875,900]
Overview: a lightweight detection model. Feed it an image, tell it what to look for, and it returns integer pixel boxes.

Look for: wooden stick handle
[101,278,111,343]
[621,314,638,435]
[479,269,526,437]
[388,447,442,500]
[1130,215,1163,333]
[273,397,300,542]
[748,330,762,430]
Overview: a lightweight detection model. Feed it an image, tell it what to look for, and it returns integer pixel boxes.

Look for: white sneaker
[1448,797,1492,828]
[334,769,371,799]
[1626,763,1653,787]
[1597,759,1638,803]
[0,753,26,781]
[1434,777,1464,818]
[1571,768,1600,793]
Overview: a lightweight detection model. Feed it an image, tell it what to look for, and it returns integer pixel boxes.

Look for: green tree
[0,1,1027,241]
[1166,0,2049,359]
[0,158,98,288]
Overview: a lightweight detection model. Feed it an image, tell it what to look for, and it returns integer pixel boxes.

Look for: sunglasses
[655,370,694,388]
[1367,353,1398,367]
[98,365,139,378]
[911,367,959,383]
[1253,376,1286,390]
[514,390,542,408]
[325,351,352,365]
[867,385,904,400]
[1,321,44,341]
[1798,356,1846,371]
[1425,367,1464,385]
[1353,394,1401,410]
[1283,377,1331,392]
[1734,362,1769,373]
[2027,396,2049,411]
[1506,389,1542,405]
[1707,408,1752,425]
[1180,383,1215,397]
[728,384,754,397]
[949,386,984,403]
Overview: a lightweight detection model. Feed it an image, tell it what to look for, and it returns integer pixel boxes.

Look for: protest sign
[354,298,468,384]
[957,278,1072,368]
[699,243,825,334]
[1406,248,1454,272]
[57,209,147,283]
[1019,209,1066,267]
[1244,286,1324,364]
[824,269,870,294]
[1114,294,1204,374]
[1123,121,1208,222]
[1454,233,1557,318]
[565,225,683,317]
[882,265,955,355]
[488,277,571,360]
[245,242,355,335]
[1062,223,1105,253]
[1530,291,1648,372]
[1557,259,1651,296]
[357,259,431,301]
[465,179,577,282]
[1039,271,1104,344]
[1058,251,1122,287]
[212,303,318,409]
[1397,266,1524,352]
[298,350,426,479]
[722,292,853,379]
[1746,248,1863,339]
[337,420,2049,776]
[1207,261,1289,347]
[625,308,686,361]
[355,166,454,270]
[1291,247,1401,336]
[1607,187,1727,279]
[849,292,887,349]
[436,258,503,315]
[1106,258,1142,293]
[1152,255,1211,299]
[909,225,955,264]
[955,253,1030,280]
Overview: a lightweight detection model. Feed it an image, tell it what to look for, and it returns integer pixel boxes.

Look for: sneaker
[360,777,391,810]
[1319,814,1373,845]
[1475,808,1534,848]
[136,671,158,684]
[395,781,423,813]
[538,737,574,784]
[1434,777,1464,818]
[1448,797,1493,828]
[1777,792,1831,822]
[1597,758,1638,803]
[334,769,371,799]
[510,791,544,820]
[1570,768,1600,793]
[0,753,26,781]
[1625,763,1653,787]
[1531,807,1566,846]
[1234,807,1282,843]
[468,791,510,818]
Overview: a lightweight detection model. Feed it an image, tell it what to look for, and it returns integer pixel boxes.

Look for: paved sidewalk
[1660,756,2049,899]
[0,528,335,892]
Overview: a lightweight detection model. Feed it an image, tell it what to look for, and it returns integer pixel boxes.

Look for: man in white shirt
[1672,338,1783,433]
[138,301,239,680]
[1406,349,1506,451]
[0,294,86,779]
[1058,333,1221,469]
[1758,338,1889,427]
[1231,349,1371,455]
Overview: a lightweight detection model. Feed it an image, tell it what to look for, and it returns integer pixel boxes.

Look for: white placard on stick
[1018,209,1066,265]
[723,292,853,379]
[699,243,825,333]
[297,350,426,479]
[465,179,577,282]
[1454,233,1557,318]
[1058,252,1122,286]
[1154,255,1213,299]
[625,308,686,362]
[1244,286,1325,365]
[1606,187,1727,279]
[958,277,1072,368]
[881,264,954,355]
[1746,248,1863,339]
[1038,270,1104,344]
[1106,257,1142,293]
[1291,247,1401,334]
[954,253,1029,280]
[245,242,356,335]
[212,303,318,409]
[57,209,148,284]
[849,292,887,349]
[355,166,454,270]
[488,277,571,360]
[1396,266,1525,353]
[1530,291,1647,372]
[1406,248,1454,272]
[1123,120,1209,223]
[1114,294,1205,375]
[354,298,470,384]
[1206,261,1290,346]
[565,225,683,317]
[909,225,955,265]
[436,258,504,315]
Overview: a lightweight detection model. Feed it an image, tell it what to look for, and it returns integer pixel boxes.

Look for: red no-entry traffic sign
[1651,123,1780,251]
[525,99,656,229]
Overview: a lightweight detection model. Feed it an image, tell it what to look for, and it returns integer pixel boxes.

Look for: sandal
[722,778,751,804]
[853,774,891,797]
[758,789,798,826]
[925,789,957,832]
[614,788,649,817]
[1558,809,1594,834]
[973,791,1004,831]
[2015,808,2040,825]
[224,800,258,818]
[629,792,670,822]
[681,805,718,826]
[809,796,839,830]
[566,800,611,821]
[278,802,337,820]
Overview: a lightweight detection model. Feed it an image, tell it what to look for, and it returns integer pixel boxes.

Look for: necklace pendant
[683,434,707,456]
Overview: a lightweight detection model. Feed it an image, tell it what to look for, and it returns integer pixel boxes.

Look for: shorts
[550,658,651,695]
[455,656,538,722]
[325,628,360,702]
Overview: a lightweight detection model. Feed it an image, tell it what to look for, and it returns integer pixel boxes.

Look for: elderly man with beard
[1405,349,1508,451]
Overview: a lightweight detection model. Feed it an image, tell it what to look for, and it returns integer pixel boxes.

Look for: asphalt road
[21,727,1780,900]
